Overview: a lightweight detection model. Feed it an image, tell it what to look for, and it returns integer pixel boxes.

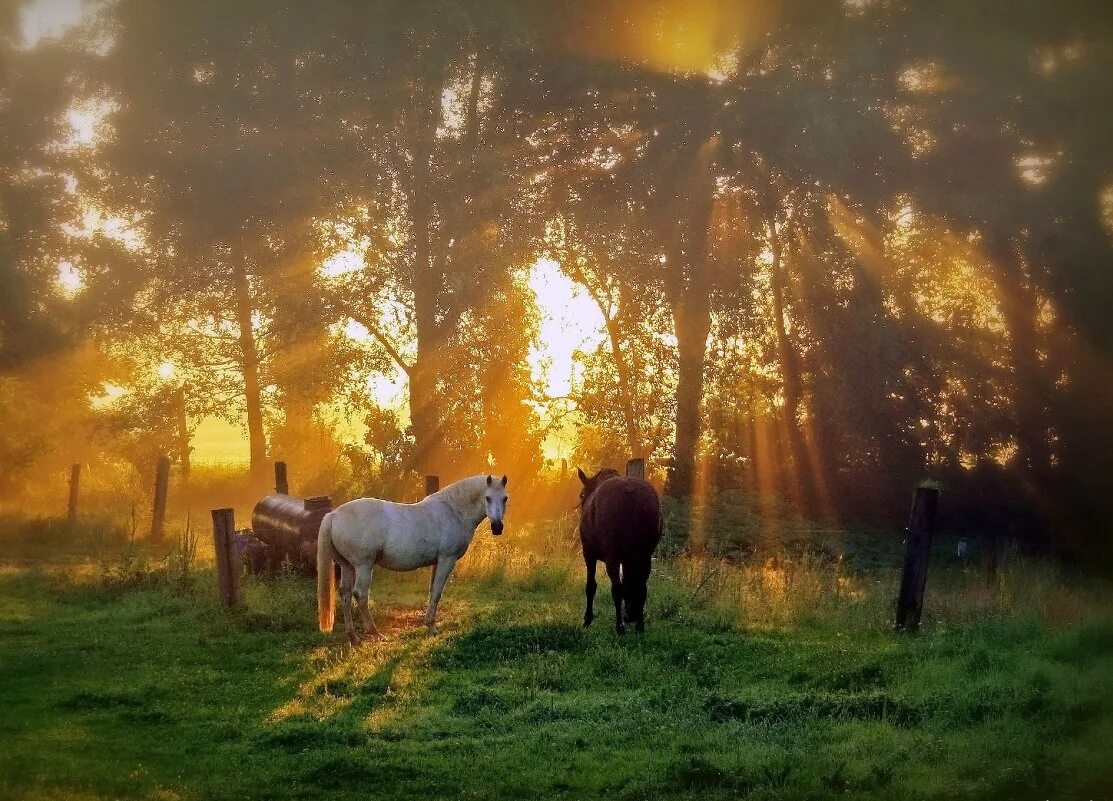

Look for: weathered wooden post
[424,475,439,497]
[985,530,998,586]
[211,507,240,607]
[275,461,289,495]
[626,458,645,479]
[150,455,171,542]
[560,458,568,481]
[895,485,940,631]
[67,463,81,522]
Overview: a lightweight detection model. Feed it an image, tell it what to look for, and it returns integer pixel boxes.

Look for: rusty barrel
[251,494,332,574]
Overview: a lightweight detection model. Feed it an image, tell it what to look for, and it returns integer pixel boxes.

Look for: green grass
[0,514,1111,800]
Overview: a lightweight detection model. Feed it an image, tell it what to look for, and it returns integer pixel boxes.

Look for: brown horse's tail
[316,512,336,632]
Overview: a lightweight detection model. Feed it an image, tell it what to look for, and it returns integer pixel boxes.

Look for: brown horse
[577,467,663,634]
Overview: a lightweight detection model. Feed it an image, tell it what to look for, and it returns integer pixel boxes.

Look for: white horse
[317,474,509,641]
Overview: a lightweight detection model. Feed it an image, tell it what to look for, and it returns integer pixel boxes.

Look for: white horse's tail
[317,512,336,633]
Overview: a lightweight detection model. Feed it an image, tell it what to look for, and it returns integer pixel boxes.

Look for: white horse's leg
[338,562,358,643]
[425,557,458,635]
[353,563,381,639]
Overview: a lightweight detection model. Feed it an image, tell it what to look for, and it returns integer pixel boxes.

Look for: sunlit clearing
[157,361,175,380]
[56,261,82,296]
[191,417,250,465]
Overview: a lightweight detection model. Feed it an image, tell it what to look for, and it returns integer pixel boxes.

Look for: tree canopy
[2,0,1111,557]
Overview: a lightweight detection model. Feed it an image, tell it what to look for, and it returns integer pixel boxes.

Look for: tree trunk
[668,294,712,496]
[407,54,447,475]
[985,234,1051,484]
[663,135,718,498]
[603,315,643,458]
[234,264,267,484]
[769,224,814,512]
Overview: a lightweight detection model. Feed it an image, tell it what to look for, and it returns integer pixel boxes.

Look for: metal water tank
[250,494,332,573]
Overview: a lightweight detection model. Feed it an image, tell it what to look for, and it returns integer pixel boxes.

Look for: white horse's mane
[427,475,488,509]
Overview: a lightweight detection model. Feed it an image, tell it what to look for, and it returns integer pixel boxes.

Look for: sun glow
[528,257,607,462]
[527,257,605,399]
[56,261,83,296]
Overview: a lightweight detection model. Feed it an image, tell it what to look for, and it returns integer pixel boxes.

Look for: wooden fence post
[67,463,81,522]
[211,507,240,607]
[985,530,998,586]
[275,461,289,495]
[150,455,171,542]
[895,486,940,631]
[626,458,645,479]
[560,458,568,481]
[424,475,439,497]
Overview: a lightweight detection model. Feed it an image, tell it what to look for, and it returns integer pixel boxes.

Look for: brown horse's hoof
[583,615,593,628]
[635,622,645,634]
[615,624,626,635]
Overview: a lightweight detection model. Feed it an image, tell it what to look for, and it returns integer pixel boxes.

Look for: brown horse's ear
[577,468,589,485]
[486,475,493,486]
[500,475,508,487]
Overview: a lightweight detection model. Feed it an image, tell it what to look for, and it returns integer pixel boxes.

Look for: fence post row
[424,475,439,497]
[211,507,241,607]
[895,486,940,632]
[626,458,645,479]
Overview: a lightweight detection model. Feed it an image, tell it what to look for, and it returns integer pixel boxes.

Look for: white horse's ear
[486,475,493,486]
[500,475,507,487]
[577,468,588,485]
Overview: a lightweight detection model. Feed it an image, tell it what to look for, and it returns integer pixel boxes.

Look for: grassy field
[0,513,1111,800]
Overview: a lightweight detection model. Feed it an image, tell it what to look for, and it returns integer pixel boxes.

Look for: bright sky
[528,257,604,463]
[20,0,83,47]
[528,257,604,399]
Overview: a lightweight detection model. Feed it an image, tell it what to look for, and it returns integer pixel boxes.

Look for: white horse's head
[484,474,508,535]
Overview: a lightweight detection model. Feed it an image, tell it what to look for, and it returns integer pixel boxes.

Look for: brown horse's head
[576,467,621,508]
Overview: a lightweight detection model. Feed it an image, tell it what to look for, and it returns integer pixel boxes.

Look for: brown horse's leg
[605,559,625,634]
[623,558,650,633]
[583,555,598,628]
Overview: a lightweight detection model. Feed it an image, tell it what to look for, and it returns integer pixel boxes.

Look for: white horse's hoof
[426,625,440,636]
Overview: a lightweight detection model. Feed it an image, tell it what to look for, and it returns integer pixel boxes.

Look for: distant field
[0,514,1111,800]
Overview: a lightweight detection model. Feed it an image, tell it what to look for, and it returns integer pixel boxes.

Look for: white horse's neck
[426,475,489,532]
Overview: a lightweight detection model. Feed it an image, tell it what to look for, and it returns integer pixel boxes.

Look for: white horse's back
[330,497,437,571]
